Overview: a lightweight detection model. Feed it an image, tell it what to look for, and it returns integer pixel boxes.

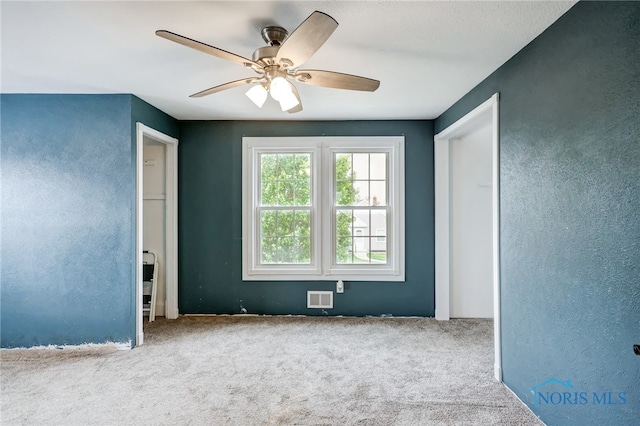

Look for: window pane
[352,153,369,180]
[277,154,295,179]
[260,211,277,237]
[336,209,354,264]
[294,154,311,178]
[261,154,277,178]
[278,237,295,263]
[353,181,369,205]
[294,237,311,263]
[277,210,295,236]
[294,210,311,238]
[337,208,375,265]
[336,237,353,264]
[261,154,278,206]
[275,180,293,205]
[261,237,278,264]
[353,237,370,263]
[336,180,356,206]
[294,179,311,206]
[335,153,358,206]
[371,212,388,264]
[370,153,387,180]
[373,212,386,238]
[293,154,311,205]
[261,180,277,205]
[353,209,370,236]
[370,181,387,206]
[336,209,354,237]
[353,211,369,264]
[335,153,352,180]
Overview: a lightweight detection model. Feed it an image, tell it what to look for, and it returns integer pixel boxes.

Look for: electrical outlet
[336,279,344,293]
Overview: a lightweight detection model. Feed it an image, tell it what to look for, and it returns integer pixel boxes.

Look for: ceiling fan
[156,11,380,113]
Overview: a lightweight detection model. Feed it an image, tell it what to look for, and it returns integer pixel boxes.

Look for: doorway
[450,119,493,318]
[434,93,501,380]
[136,123,179,346]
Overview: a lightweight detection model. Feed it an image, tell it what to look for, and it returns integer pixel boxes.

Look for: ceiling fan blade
[276,11,338,68]
[156,30,260,68]
[293,69,380,92]
[190,77,261,98]
[286,84,303,114]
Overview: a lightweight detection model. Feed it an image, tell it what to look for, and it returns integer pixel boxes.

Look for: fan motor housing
[252,46,279,65]
[261,26,288,46]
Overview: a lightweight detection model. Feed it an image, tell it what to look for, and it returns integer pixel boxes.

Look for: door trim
[433,93,501,381]
[135,123,179,346]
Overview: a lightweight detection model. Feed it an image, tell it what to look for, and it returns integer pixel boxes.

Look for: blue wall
[436,2,639,424]
[1,94,133,347]
[178,120,435,316]
[1,94,178,348]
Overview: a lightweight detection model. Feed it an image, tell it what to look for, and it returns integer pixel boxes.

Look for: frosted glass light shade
[269,77,290,102]
[245,84,268,108]
[278,90,300,111]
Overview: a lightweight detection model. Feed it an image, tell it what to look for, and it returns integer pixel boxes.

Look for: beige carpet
[1,316,542,425]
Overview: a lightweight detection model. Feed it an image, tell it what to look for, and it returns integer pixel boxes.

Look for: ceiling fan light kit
[156,11,380,114]
[245,84,268,108]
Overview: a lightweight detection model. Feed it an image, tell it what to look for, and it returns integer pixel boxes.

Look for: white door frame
[433,93,501,381]
[136,123,179,346]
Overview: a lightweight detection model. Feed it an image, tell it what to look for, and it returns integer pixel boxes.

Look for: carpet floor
[1,316,542,425]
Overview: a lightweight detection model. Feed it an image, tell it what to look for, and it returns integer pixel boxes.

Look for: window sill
[243,272,405,282]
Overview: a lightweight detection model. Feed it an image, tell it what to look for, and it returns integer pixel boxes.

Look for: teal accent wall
[131,95,179,139]
[178,120,434,316]
[1,94,178,348]
[436,2,639,424]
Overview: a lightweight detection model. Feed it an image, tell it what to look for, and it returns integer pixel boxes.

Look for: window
[242,137,404,281]
[258,153,312,265]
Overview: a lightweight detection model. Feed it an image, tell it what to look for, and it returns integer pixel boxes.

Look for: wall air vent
[307,291,333,309]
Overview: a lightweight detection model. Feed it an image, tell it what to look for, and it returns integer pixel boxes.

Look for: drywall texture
[436,2,639,424]
[178,120,434,316]
[1,94,134,347]
[0,94,179,348]
[131,95,180,141]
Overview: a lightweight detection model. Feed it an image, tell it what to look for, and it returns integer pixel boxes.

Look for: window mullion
[320,143,332,276]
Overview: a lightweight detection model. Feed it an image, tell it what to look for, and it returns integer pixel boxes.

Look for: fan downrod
[261,26,288,46]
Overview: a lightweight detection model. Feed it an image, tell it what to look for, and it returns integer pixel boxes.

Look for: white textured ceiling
[1,1,576,120]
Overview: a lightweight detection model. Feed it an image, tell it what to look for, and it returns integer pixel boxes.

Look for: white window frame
[242,136,404,281]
